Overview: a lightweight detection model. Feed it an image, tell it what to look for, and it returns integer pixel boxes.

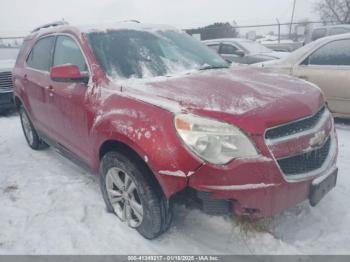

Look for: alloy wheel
[106,167,144,228]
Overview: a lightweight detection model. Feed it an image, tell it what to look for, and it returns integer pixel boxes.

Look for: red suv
[13,21,338,239]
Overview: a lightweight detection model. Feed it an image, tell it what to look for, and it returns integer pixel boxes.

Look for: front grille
[265,106,325,140]
[0,72,13,92]
[277,137,331,176]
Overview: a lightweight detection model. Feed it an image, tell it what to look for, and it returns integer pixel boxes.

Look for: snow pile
[0,114,350,254]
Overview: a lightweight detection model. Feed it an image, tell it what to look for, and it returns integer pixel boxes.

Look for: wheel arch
[99,139,165,197]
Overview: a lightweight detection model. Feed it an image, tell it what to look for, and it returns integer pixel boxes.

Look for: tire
[99,151,172,239]
[19,105,48,150]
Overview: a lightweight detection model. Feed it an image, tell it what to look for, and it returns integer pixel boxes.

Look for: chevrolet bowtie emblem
[310,131,327,148]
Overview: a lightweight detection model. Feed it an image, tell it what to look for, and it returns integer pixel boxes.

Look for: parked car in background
[305,25,350,44]
[13,21,338,239]
[255,33,350,119]
[203,38,289,64]
[262,41,303,53]
[0,47,19,113]
[256,36,302,52]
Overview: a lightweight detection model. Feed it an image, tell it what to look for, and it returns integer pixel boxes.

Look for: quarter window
[26,36,55,71]
[53,36,87,72]
[306,39,350,66]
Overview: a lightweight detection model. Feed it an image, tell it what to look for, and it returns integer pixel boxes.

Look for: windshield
[87,30,228,79]
[0,48,19,61]
[239,40,272,54]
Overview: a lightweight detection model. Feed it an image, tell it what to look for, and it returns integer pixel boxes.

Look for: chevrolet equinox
[13,21,338,239]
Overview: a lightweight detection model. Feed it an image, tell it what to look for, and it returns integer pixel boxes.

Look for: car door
[23,36,56,133]
[219,43,246,64]
[292,38,350,117]
[48,35,91,162]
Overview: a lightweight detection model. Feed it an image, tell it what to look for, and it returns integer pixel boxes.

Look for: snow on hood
[0,59,15,71]
[106,66,324,132]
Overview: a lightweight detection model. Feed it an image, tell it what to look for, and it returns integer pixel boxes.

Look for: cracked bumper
[188,154,338,218]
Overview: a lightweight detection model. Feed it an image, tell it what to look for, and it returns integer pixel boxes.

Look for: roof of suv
[26,21,178,40]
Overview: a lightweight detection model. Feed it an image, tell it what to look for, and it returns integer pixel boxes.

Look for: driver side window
[53,35,87,72]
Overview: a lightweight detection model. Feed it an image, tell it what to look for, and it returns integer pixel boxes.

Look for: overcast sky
[0,0,318,35]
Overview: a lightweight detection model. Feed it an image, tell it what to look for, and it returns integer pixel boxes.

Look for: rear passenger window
[26,36,55,71]
[306,39,350,66]
[16,40,29,66]
[53,36,87,72]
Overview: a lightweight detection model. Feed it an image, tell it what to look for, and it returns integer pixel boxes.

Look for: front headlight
[174,114,258,165]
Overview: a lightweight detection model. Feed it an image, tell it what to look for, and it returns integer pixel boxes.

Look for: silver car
[203,38,288,64]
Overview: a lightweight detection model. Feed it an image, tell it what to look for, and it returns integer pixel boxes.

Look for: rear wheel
[19,106,48,150]
[99,151,172,239]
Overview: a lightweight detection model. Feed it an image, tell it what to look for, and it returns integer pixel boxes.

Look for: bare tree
[315,0,350,24]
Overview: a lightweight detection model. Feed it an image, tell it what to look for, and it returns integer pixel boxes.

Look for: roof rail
[31,21,69,33]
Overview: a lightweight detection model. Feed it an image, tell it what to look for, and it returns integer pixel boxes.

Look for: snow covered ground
[0,113,350,255]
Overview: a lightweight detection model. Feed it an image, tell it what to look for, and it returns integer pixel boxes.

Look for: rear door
[24,36,55,133]
[48,35,91,162]
[293,38,350,117]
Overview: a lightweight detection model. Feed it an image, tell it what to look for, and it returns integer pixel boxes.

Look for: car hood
[114,66,324,134]
[0,59,15,71]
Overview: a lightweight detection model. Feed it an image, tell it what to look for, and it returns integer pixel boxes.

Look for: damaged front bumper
[188,136,338,219]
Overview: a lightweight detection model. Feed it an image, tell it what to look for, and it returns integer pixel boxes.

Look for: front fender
[90,95,203,198]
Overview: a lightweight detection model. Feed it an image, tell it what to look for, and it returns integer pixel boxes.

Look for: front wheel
[19,106,48,150]
[99,151,172,239]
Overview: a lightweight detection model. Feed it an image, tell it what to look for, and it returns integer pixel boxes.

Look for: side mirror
[50,64,89,84]
[234,50,245,57]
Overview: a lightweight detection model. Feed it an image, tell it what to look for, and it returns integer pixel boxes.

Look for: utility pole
[276,18,281,44]
[289,0,296,39]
